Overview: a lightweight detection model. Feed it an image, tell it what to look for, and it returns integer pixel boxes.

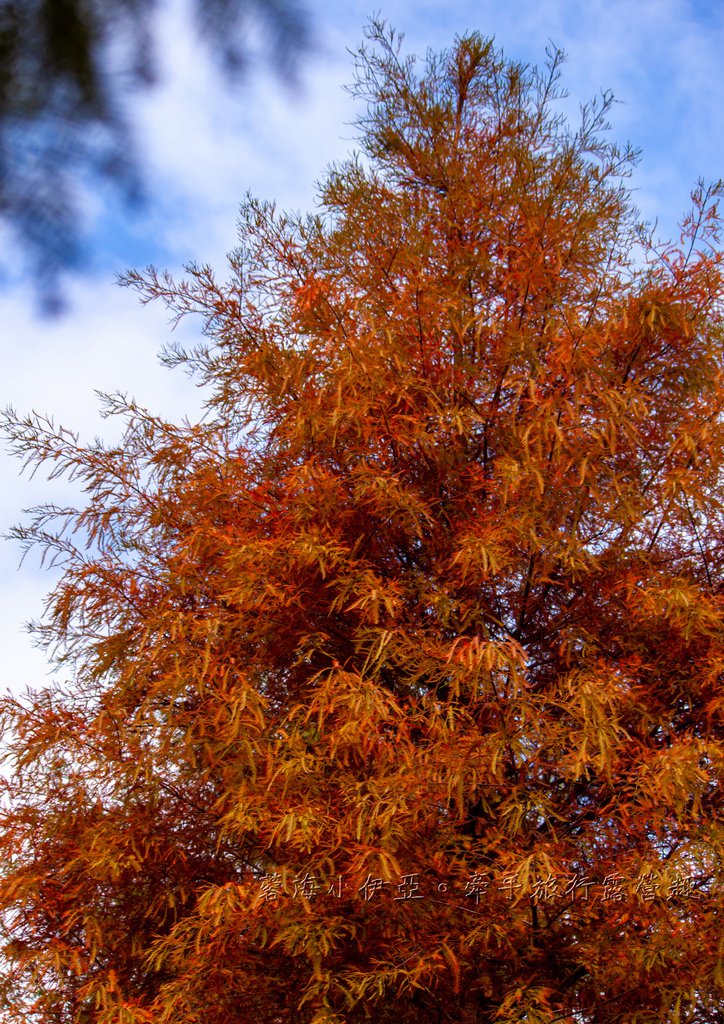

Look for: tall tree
[0,0,310,308]
[1,19,723,1023]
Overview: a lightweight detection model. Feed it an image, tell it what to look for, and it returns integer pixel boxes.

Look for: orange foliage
[1,19,723,1024]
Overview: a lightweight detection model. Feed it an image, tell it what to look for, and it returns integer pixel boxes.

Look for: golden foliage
[1,18,723,1024]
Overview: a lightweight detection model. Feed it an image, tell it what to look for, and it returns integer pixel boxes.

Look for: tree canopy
[1,19,723,1024]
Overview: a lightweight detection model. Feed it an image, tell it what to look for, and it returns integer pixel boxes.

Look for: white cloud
[1,277,207,696]
[129,3,356,267]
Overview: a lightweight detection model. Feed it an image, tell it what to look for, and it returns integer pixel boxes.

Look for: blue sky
[1,0,723,697]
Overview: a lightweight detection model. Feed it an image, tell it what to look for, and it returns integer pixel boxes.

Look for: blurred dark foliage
[0,0,310,312]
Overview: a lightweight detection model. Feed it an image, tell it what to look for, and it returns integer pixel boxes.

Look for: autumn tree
[2,19,723,1024]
